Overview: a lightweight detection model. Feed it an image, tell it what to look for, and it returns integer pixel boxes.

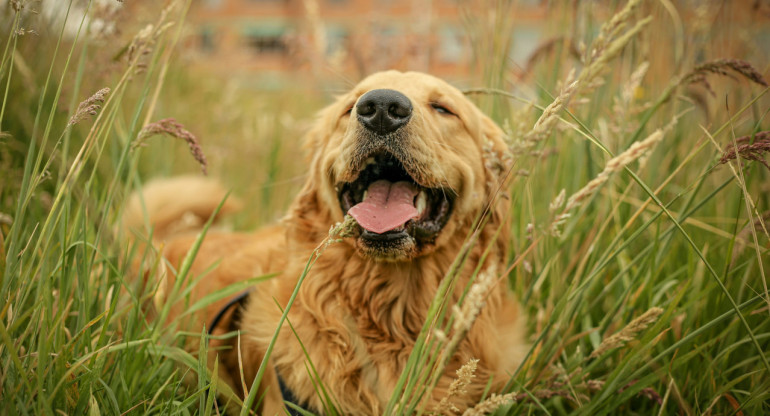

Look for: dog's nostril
[389,103,410,118]
[357,102,376,116]
[356,89,412,135]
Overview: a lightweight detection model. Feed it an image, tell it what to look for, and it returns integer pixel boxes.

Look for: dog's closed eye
[430,102,456,116]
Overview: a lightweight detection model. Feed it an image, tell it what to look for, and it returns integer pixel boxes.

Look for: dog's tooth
[363,190,368,201]
[416,191,427,215]
[365,157,375,167]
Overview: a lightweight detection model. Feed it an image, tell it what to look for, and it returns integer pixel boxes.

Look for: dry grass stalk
[423,267,498,413]
[482,139,512,178]
[462,392,517,416]
[590,307,663,358]
[718,131,770,171]
[300,0,326,68]
[451,267,497,336]
[609,61,650,140]
[68,88,110,126]
[732,210,770,263]
[519,0,650,150]
[587,0,643,63]
[135,118,208,174]
[682,59,768,96]
[434,358,479,415]
[549,126,669,236]
[622,61,650,104]
[549,188,566,213]
[126,3,176,71]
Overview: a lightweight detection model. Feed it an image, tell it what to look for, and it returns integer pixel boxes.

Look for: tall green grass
[1,0,769,415]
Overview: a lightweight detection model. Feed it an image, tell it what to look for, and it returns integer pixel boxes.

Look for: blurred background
[133,0,770,86]
[2,1,770,414]
[5,0,770,228]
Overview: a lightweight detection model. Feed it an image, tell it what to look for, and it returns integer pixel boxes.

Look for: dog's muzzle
[356,89,412,135]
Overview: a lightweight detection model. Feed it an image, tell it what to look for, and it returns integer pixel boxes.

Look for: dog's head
[291,71,511,261]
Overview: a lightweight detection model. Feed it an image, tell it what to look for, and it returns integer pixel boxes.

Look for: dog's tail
[122,175,242,243]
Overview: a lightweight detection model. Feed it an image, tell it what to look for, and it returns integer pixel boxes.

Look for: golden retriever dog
[124,70,529,415]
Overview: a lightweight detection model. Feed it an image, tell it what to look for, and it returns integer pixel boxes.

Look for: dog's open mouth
[337,152,453,249]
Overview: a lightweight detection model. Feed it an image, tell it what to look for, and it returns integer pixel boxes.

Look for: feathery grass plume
[609,61,650,141]
[462,392,518,416]
[125,4,176,71]
[549,114,680,236]
[67,87,110,126]
[135,118,208,174]
[549,188,566,213]
[482,138,512,178]
[682,59,769,96]
[590,307,663,358]
[434,358,479,415]
[586,0,643,62]
[520,0,649,148]
[718,131,770,171]
[418,266,498,414]
[621,61,650,104]
[451,266,497,336]
[328,214,357,240]
[322,214,357,251]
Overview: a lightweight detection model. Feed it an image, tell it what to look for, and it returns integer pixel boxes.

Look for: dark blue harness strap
[277,372,314,415]
[208,290,251,334]
[207,291,315,415]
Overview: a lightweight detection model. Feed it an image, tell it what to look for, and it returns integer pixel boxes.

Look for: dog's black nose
[356,89,412,135]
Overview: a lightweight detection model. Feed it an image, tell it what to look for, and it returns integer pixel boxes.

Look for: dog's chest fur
[244,243,476,414]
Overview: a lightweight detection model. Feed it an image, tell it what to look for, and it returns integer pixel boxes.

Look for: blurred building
[186,0,547,83]
[182,0,770,87]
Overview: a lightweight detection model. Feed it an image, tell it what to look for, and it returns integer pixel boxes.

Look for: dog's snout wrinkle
[356,89,412,135]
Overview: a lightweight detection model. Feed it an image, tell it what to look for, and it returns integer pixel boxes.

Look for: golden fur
[124,71,528,415]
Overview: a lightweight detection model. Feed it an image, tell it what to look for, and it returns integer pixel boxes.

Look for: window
[200,27,216,52]
[242,23,288,54]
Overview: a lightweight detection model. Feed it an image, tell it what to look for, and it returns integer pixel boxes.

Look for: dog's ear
[287,108,338,242]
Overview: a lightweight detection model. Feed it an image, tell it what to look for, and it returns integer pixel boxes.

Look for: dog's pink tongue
[348,180,419,234]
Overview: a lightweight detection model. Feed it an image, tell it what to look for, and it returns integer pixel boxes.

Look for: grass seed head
[462,392,517,416]
[719,131,770,171]
[68,87,110,126]
[590,307,664,358]
[452,266,497,335]
[520,0,649,150]
[136,118,208,174]
[434,358,480,415]
[682,59,768,96]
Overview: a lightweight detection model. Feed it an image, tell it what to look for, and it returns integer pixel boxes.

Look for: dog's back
[122,175,243,242]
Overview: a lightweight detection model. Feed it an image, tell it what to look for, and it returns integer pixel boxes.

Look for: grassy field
[1,0,769,415]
